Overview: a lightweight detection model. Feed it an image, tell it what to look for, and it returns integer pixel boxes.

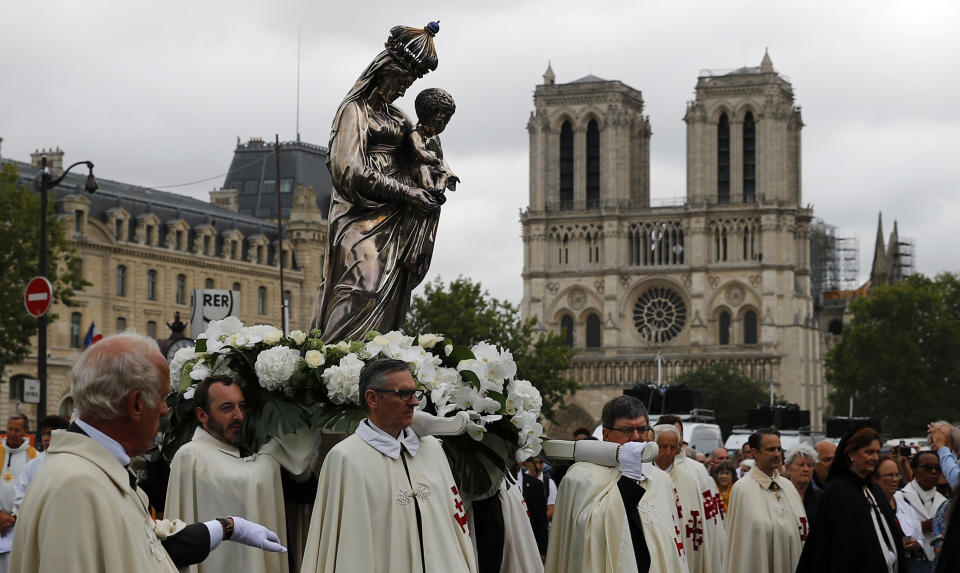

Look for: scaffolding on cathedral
[811,220,860,307]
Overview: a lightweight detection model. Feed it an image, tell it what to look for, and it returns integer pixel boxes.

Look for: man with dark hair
[12,415,69,516]
[572,427,592,440]
[722,427,806,573]
[166,374,296,573]
[301,358,475,573]
[547,395,687,573]
[0,413,36,571]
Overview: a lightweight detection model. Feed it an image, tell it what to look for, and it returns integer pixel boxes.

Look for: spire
[870,212,889,286]
[543,61,555,85]
[760,48,774,73]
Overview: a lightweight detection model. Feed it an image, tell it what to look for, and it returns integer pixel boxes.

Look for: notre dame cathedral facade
[521,52,826,434]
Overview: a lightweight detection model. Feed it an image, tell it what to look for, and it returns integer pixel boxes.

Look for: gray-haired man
[300,358,476,573]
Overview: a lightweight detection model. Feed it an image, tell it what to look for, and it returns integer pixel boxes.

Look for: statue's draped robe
[312,100,439,341]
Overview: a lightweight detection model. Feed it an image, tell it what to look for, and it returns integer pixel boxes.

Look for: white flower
[197,316,243,353]
[471,342,517,382]
[254,346,301,390]
[188,354,236,382]
[506,379,542,414]
[182,384,197,400]
[289,330,307,344]
[169,346,199,386]
[418,333,441,349]
[361,340,383,359]
[304,350,326,368]
[262,329,283,345]
[466,421,487,441]
[320,353,365,405]
[372,331,415,358]
[444,344,453,356]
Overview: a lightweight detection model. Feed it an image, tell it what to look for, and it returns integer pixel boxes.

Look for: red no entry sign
[24,277,53,317]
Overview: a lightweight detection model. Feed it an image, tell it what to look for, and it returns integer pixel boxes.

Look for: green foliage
[404,276,578,420]
[0,163,89,371]
[673,363,774,436]
[826,273,960,436]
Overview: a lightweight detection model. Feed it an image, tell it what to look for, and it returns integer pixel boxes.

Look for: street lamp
[34,156,97,419]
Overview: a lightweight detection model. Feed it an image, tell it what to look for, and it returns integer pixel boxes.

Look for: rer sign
[190,289,241,338]
[24,276,53,317]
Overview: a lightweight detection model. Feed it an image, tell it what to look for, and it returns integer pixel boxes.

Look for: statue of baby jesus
[410,88,459,199]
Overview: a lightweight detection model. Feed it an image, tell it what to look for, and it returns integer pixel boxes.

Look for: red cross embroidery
[685,509,704,551]
[674,525,685,556]
[798,516,809,542]
[674,487,683,519]
[702,490,718,523]
[714,491,726,520]
[451,486,469,534]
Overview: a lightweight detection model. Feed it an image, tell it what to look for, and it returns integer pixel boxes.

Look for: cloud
[2,0,958,305]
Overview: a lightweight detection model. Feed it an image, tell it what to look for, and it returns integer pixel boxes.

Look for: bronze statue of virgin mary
[310,22,447,342]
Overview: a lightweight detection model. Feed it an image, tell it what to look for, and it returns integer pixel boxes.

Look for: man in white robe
[545,396,687,573]
[722,428,806,573]
[11,333,286,573]
[166,375,303,573]
[300,358,476,573]
[0,414,37,571]
[654,424,723,573]
[656,416,725,573]
[894,451,946,571]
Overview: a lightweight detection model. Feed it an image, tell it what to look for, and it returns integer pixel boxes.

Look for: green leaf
[195,338,207,353]
[256,397,310,440]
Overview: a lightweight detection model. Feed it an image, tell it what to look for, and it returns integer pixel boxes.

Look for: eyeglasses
[918,464,942,473]
[877,472,902,480]
[373,388,424,401]
[607,425,651,435]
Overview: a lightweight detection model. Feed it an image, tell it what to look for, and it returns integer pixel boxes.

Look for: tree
[0,163,89,372]
[826,273,960,436]
[405,276,578,420]
[672,363,773,436]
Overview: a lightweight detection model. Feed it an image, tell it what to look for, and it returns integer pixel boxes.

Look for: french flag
[83,322,103,347]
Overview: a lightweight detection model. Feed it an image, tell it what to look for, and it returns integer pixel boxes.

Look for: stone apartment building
[1,139,331,421]
[521,52,828,433]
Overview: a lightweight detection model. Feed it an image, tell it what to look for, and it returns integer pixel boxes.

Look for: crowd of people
[2,331,959,573]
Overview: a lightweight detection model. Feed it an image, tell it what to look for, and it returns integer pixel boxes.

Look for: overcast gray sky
[3,0,958,304]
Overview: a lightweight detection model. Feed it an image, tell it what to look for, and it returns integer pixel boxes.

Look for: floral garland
[162,317,544,496]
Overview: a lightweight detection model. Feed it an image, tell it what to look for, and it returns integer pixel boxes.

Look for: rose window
[633,286,687,343]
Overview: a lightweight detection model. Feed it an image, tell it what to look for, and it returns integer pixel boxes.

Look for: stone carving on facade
[708,275,720,290]
[594,279,605,294]
[749,274,762,288]
[682,273,692,289]
[620,275,631,288]
[567,288,587,310]
[546,281,560,295]
[725,283,746,307]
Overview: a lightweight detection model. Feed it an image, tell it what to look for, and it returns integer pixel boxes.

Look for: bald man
[812,441,835,490]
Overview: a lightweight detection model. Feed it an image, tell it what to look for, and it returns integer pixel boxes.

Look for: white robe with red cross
[672,453,726,573]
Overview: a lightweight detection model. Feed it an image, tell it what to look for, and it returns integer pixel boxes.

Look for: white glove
[228,517,287,553]
[619,441,658,481]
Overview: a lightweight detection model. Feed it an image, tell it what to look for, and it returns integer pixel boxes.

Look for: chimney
[0,137,4,159]
[30,147,65,176]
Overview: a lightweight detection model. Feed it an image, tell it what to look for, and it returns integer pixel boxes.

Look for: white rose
[183,384,197,400]
[444,344,453,356]
[304,350,326,368]
[262,329,283,345]
[289,330,307,344]
[418,333,441,349]
[254,346,301,390]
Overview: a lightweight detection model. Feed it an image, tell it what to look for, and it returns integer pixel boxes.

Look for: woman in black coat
[796,425,905,573]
